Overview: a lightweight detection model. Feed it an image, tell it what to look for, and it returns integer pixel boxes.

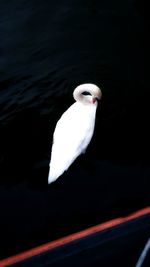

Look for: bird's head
[73,84,102,105]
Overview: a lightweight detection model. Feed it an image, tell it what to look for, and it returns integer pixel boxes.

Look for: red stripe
[0,207,150,267]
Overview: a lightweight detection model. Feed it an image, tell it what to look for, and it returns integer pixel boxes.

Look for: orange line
[0,207,150,267]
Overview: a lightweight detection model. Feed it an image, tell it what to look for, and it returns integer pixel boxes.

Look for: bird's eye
[82,91,92,96]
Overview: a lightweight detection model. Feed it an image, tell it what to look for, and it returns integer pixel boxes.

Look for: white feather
[48,84,102,184]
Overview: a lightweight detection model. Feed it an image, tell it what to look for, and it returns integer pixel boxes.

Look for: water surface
[0,0,150,259]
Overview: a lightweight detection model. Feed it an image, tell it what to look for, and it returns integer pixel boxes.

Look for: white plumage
[48,83,102,184]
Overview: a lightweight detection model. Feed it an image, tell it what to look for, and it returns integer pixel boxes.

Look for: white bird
[48,83,102,184]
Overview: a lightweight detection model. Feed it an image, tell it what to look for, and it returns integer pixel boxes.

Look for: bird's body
[48,84,102,184]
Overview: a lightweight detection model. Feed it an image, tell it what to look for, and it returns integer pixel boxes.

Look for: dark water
[0,0,150,259]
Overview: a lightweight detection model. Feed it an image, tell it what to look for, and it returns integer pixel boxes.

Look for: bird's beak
[92,97,98,104]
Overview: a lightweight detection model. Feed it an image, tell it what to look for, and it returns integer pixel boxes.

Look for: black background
[0,0,150,259]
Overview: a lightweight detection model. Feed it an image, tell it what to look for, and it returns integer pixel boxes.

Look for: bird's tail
[48,157,72,184]
[48,165,63,184]
[48,170,58,184]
